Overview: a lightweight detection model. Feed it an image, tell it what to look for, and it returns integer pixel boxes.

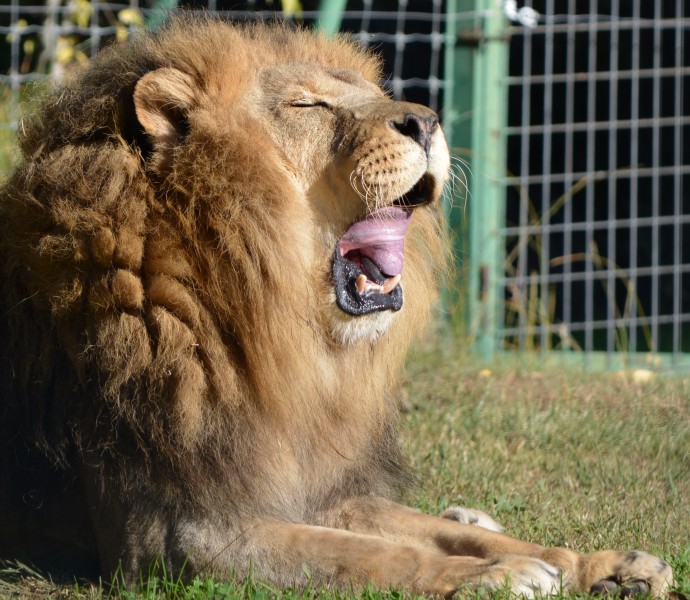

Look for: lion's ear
[133,68,197,161]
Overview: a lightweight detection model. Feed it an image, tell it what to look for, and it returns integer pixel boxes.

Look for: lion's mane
[0,17,445,543]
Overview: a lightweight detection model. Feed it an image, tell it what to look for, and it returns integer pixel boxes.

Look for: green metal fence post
[146,0,178,30]
[444,0,508,359]
[316,0,348,36]
[442,0,475,342]
[470,0,508,359]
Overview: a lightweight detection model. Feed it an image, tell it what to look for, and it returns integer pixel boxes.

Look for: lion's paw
[440,506,504,533]
[479,554,562,598]
[588,550,673,598]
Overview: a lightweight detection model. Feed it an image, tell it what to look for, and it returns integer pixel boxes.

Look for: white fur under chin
[329,304,398,346]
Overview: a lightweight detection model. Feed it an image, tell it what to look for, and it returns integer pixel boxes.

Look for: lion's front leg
[323,497,674,597]
[215,520,566,597]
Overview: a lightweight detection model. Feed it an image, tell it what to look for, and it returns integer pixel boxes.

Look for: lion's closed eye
[289,98,331,108]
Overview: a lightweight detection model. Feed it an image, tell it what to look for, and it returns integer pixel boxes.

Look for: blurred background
[1,0,688,370]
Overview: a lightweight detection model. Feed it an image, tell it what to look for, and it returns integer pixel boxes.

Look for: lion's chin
[328,303,399,346]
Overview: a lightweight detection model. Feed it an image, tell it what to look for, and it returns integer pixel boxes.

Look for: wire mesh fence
[502,0,690,367]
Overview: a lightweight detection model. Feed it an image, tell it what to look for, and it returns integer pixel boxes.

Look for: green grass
[0,124,17,178]
[402,345,690,596]
[0,85,20,177]
[2,345,689,599]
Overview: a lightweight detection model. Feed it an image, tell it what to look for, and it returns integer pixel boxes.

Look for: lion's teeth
[382,274,401,294]
[356,274,367,295]
[356,273,401,296]
[364,281,384,294]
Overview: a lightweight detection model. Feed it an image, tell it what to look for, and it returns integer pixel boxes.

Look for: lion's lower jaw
[327,301,399,346]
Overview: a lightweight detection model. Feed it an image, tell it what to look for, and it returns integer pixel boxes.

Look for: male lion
[0,17,673,597]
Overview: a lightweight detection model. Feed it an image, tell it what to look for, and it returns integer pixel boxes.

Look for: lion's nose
[390,113,439,155]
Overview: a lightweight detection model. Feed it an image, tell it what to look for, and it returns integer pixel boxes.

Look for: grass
[0,84,23,177]
[2,343,688,599]
[402,344,690,597]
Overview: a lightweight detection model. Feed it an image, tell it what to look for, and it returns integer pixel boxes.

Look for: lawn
[1,344,689,598]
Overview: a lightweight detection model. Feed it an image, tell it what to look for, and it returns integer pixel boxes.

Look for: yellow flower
[6,19,28,43]
[115,24,128,43]
[280,0,303,17]
[71,0,93,29]
[23,38,36,56]
[631,369,656,384]
[55,36,76,65]
[118,8,145,27]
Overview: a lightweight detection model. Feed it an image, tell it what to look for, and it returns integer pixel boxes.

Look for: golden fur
[0,17,673,597]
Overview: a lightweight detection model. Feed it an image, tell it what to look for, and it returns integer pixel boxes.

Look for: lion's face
[255,64,449,343]
[134,39,449,346]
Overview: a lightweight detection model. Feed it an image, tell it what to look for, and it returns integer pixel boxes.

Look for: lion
[0,16,673,597]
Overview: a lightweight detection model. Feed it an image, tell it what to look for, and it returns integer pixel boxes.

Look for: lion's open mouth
[392,173,435,209]
[332,173,436,317]
[333,206,412,316]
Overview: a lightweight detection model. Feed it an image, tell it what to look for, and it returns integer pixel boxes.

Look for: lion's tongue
[339,207,412,278]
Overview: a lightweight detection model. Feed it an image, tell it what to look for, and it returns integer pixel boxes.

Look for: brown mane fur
[0,17,444,529]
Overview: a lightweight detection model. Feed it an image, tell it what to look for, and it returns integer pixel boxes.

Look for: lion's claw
[621,582,651,597]
[591,579,621,594]
[591,579,651,597]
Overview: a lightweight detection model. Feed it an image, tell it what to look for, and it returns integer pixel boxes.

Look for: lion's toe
[591,579,651,598]
[480,554,562,598]
[618,551,674,598]
[440,506,504,533]
[588,550,674,598]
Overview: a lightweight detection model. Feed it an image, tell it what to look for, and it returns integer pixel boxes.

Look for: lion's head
[0,17,449,516]
[129,22,450,346]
